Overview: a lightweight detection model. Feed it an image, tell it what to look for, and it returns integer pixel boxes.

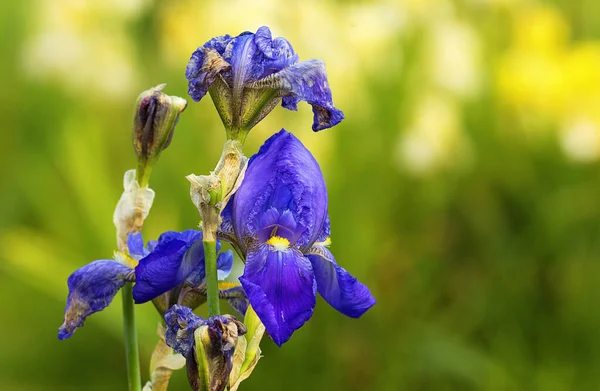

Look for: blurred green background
[2,0,600,390]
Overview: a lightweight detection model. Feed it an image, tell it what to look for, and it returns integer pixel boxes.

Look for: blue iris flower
[221,129,376,346]
[58,230,238,340]
[186,26,344,132]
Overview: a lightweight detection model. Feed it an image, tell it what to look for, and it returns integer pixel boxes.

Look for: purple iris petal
[186,46,232,102]
[220,285,249,317]
[273,59,344,131]
[58,260,133,340]
[232,130,328,251]
[220,201,234,236]
[127,232,148,260]
[316,214,331,243]
[132,230,203,303]
[256,207,303,244]
[239,244,316,346]
[164,305,205,357]
[253,26,298,78]
[217,250,234,280]
[307,246,376,318]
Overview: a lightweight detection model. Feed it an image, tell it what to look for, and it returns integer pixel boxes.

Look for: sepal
[229,305,265,391]
[143,324,186,391]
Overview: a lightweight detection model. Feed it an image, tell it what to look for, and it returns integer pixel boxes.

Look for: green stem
[137,161,153,188]
[203,238,220,316]
[122,282,142,391]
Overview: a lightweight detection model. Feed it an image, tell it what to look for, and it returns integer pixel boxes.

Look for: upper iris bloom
[221,130,376,345]
[186,26,344,139]
[58,230,239,340]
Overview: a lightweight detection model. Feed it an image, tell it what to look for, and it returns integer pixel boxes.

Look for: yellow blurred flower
[395,93,472,174]
[497,4,600,161]
[22,0,147,99]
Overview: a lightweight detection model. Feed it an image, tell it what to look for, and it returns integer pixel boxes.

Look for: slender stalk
[203,238,220,316]
[116,168,148,391]
[122,283,142,391]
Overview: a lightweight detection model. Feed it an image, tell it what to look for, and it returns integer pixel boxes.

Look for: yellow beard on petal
[266,235,290,251]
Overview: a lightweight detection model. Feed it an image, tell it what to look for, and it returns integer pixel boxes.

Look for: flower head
[221,130,375,345]
[164,305,246,391]
[186,26,344,138]
[58,230,238,339]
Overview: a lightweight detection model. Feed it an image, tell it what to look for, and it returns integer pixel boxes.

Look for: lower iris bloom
[58,230,242,340]
[164,305,246,391]
[221,129,376,345]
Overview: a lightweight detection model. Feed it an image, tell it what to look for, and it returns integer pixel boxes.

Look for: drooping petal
[58,260,134,340]
[249,59,344,131]
[232,130,328,251]
[219,285,249,317]
[186,47,232,102]
[164,305,205,357]
[306,245,375,318]
[133,230,202,303]
[239,244,316,346]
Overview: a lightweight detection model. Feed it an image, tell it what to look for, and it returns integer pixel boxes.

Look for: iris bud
[133,84,187,186]
[187,315,246,391]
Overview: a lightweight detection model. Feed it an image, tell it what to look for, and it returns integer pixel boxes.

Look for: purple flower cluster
[59,26,374,351]
[58,231,239,340]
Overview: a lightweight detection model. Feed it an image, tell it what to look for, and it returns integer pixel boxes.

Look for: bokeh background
[2,0,600,389]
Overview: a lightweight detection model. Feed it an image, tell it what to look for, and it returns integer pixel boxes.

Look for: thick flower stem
[122,282,142,391]
[203,237,220,316]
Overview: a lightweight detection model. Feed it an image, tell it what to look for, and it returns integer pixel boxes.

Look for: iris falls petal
[164,305,205,357]
[306,245,376,318]
[58,260,133,340]
[250,59,344,131]
[239,244,316,346]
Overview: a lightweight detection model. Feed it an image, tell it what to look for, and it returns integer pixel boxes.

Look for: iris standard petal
[306,245,376,318]
[133,230,202,303]
[239,244,316,346]
[250,59,344,131]
[316,214,331,243]
[127,232,147,260]
[58,260,133,340]
[253,26,298,78]
[217,250,234,280]
[232,130,328,250]
[164,305,205,357]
